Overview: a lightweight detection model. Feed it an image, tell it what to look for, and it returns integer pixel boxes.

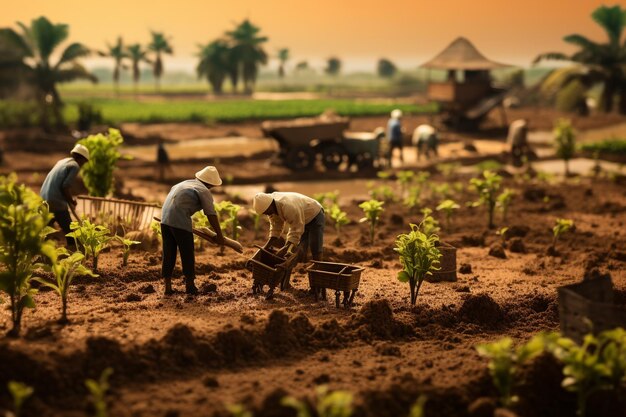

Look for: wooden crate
[558,275,626,343]
[307,261,364,308]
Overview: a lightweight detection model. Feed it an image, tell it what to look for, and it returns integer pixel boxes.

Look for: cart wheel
[355,152,375,170]
[285,147,315,170]
[321,144,347,171]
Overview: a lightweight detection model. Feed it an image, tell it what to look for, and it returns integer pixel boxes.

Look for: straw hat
[391,109,403,119]
[195,166,222,186]
[253,193,273,214]
[71,144,90,161]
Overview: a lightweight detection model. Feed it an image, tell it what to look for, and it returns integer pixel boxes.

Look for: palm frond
[591,5,626,46]
[56,42,91,67]
[30,16,69,62]
[533,52,571,64]
[563,34,602,51]
[55,63,97,84]
[0,28,33,58]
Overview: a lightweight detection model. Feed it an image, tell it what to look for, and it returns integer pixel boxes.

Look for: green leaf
[397,270,411,283]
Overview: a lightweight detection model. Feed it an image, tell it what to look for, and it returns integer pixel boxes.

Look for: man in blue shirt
[160,166,225,295]
[387,109,404,165]
[40,144,90,247]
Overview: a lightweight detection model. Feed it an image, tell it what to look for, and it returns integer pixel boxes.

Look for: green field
[62,98,436,124]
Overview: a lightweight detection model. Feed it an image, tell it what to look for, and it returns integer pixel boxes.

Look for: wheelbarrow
[307,261,364,308]
[245,245,297,300]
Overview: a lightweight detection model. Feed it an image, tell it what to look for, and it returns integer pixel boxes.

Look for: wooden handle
[153,217,244,254]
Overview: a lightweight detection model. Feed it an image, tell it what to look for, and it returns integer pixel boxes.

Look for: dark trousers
[161,224,195,286]
[299,209,325,259]
[50,210,75,247]
[388,142,404,162]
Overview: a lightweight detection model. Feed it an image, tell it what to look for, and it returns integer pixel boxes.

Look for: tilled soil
[0,171,625,417]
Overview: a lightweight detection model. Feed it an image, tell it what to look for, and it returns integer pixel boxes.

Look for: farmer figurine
[412,124,439,161]
[387,109,404,165]
[253,191,325,267]
[40,144,90,248]
[160,166,225,295]
[507,119,532,167]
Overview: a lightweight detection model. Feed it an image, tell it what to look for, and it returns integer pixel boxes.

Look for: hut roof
[420,37,512,70]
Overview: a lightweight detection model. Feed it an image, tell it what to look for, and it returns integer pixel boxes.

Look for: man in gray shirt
[40,144,90,247]
[160,166,225,295]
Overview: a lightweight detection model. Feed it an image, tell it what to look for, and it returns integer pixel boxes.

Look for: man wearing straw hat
[160,166,225,295]
[253,191,325,267]
[40,144,90,248]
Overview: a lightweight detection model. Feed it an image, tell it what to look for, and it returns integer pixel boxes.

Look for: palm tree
[277,48,289,78]
[197,40,230,94]
[126,44,151,94]
[99,37,127,93]
[534,5,626,114]
[226,19,268,94]
[148,31,173,91]
[0,16,96,129]
[325,57,341,76]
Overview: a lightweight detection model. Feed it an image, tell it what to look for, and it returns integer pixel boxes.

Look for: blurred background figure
[507,119,533,167]
[412,124,439,161]
[387,109,404,165]
[157,138,173,181]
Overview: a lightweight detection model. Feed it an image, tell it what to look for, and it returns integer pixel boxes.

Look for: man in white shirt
[253,192,325,262]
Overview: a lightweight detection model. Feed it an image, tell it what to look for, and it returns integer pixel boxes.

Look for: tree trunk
[601,81,616,113]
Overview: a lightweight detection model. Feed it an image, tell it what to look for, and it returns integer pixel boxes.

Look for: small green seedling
[85,368,113,417]
[409,395,428,417]
[552,218,574,250]
[435,199,460,230]
[396,170,415,198]
[497,189,515,222]
[403,185,422,212]
[359,200,384,243]
[78,128,128,197]
[67,220,112,272]
[418,208,440,238]
[35,247,97,323]
[216,201,242,240]
[470,170,503,229]
[115,235,141,267]
[7,381,34,417]
[432,183,453,200]
[313,191,340,211]
[250,209,262,239]
[329,204,349,239]
[282,385,353,417]
[496,227,509,246]
[395,224,441,306]
[553,118,576,176]
[377,171,392,180]
[436,162,460,177]
[368,184,395,202]
[192,211,210,249]
[150,219,162,243]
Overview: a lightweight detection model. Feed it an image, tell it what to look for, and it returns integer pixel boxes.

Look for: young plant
[436,162,461,178]
[368,184,395,202]
[432,183,453,200]
[418,208,440,238]
[216,201,242,240]
[34,247,97,323]
[67,220,112,272]
[395,224,441,306]
[552,218,574,250]
[78,128,128,197]
[496,227,509,246]
[282,385,353,417]
[192,210,210,249]
[376,170,392,180]
[470,170,503,229]
[329,204,349,239]
[403,185,423,213]
[250,209,262,239]
[7,381,34,417]
[396,170,415,198]
[358,200,384,243]
[150,219,162,243]
[476,333,551,407]
[115,235,141,267]
[408,396,427,417]
[85,368,113,417]
[435,199,460,230]
[496,188,516,222]
[0,174,55,337]
[553,118,576,176]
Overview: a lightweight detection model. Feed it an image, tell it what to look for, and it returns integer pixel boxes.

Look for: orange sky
[0,0,614,71]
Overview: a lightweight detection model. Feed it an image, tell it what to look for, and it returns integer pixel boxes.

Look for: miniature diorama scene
[1,0,626,416]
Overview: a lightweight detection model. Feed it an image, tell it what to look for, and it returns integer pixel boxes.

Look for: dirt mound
[458,294,504,328]
[350,299,412,340]
[262,310,312,355]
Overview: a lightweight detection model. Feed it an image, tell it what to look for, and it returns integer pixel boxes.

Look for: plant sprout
[496,227,509,246]
[359,200,384,243]
[7,381,34,417]
[436,162,460,177]
[150,219,162,243]
[0,174,55,337]
[67,220,112,272]
[368,184,395,202]
[395,224,441,306]
[552,218,574,250]
[376,171,392,180]
[85,368,113,417]
[396,170,415,198]
[409,395,427,417]
[282,385,353,417]
[435,199,460,230]
[496,189,516,222]
[418,208,440,238]
[403,185,422,212]
[329,204,349,239]
[115,235,141,267]
[433,183,453,200]
[78,128,128,197]
[313,191,340,211]
[470,170,503,229]
[553,118,576,176]
[216,201,242,240]
[192,211,210,249]
[250,209,262,239]
[34,247,97,323]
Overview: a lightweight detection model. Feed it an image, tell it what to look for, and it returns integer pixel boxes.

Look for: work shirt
[40,157,80,212]
[161,179,216,232]
[268,192,323,245]
[412,124,436,146]
[387,118,403,145]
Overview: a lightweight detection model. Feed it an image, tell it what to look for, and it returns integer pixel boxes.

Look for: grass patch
[580,139,626,156]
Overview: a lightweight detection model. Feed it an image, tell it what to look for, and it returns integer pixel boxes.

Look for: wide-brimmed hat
[195,166,222,186]
[391,109,403,119]
[253,193,273,214]
[71,144,90,161]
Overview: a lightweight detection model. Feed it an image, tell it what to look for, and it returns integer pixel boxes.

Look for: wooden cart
[245,245,293,300]
[307,261,364,308]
